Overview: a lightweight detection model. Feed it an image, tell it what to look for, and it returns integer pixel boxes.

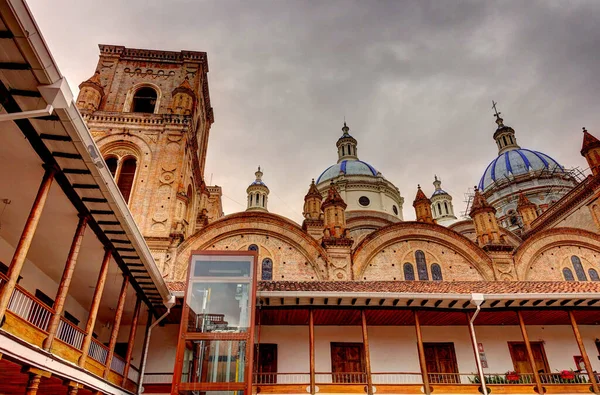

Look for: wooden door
[331,342,365,383]
[508,342,550,374]
[256,344,278,383]
[424,343,459,384]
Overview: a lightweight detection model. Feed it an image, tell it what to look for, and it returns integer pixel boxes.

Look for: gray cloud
[28,0,600,222]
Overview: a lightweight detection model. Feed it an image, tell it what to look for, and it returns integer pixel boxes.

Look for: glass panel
[415,250,428,281]
[187,282,250,332]
[571,256,587,281]
[403,263,415,281]
[181,340,247,384]
[563,267,574,281]
[261,258,273,281]
[589,268,599,281]
[431,263,443,281]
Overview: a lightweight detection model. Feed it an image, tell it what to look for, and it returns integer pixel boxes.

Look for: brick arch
[174,211,331,281]
[514,228,600,280]
[352,221,494,280]
[122,82,163,113]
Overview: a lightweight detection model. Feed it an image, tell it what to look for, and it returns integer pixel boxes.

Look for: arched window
[261,258,273,281]
[502,136,507,146]
[248,244,258,252]
[132,87,157,113]
[444,202,449,215]
[563,267,575,281]
[437,203,442,216]
[403,263,415,281]
[589,269,599,281]
[431,263,443,281]
[117,157,137,203]
[571,256,587,281]
[508,210,518,226]
[105,156,118,177]
[415,250,428,281]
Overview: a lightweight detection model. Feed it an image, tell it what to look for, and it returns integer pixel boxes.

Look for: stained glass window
[261,258,273,281]
[563,267,574,281]
[571,256,587,281]
[415,250,429,281]
[248,244,258,252]
[431,263,443,281]
[403,263,415,281]
[589,268,599,281]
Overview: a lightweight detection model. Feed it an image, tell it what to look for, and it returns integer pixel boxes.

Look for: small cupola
[492,101,520,155]
[76,71,104,112]
[246,166,270,212]
[336,122,358,163]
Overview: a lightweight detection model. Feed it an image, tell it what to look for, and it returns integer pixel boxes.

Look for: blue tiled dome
[478,148,564,191]
[317,159,378,184]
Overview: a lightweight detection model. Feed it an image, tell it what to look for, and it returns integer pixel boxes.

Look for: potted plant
[505,371,520,382]
[560,370,575,381]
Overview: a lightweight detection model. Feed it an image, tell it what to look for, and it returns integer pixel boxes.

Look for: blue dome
[479,148,564,191]
[317,159,378,184]
[431,189,449,197]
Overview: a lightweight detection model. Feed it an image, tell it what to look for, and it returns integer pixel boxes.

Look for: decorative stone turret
[302,179,325,239]
[169,77,196,115]
[430,175,457,225]
[469,187,503,246]
[516,191,538,231]
[492,101,520,155]
[321,182,352,243]
[336,122,358,163]
[581,127,600,176]
[246,167,269,212]
[76,71,104,111]
[413,185,435,224]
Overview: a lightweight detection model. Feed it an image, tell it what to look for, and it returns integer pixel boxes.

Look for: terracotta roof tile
[581,128,600,155]
[257,280,600,295]
[413,185,430,206]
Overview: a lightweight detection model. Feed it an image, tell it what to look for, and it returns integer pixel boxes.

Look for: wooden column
[361,310,373,395]
[79,248,112,367]
[568,310,599,393]
[64,380,83,395]
[121,295,142,386]
[22,366,51,395]
[517,311,544,394]
[309,308,315,395]
[0,167,55,323]
[43,215,88,351]
[104,275,129,378]
[414,311,431,395]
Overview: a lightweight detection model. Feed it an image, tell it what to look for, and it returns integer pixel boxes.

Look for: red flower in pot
[560,370,575,380]
[506,371,520,382]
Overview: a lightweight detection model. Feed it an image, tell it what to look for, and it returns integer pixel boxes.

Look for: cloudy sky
[27,0,600,223]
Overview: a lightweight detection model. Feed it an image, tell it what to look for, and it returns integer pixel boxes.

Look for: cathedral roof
[321,182,346,210]
[79,71,104,93]
[517,191,535,209]
[317,159,379,184]
[478,148,564,191]
[469,187,495,217]
[581,127,600,156]
[304,179,322,201]
[413,185,430,206]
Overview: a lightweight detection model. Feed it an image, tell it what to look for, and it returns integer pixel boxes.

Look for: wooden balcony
[0,276,138,392]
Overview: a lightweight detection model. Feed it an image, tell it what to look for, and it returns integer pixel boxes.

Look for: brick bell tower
[76,45,221,275]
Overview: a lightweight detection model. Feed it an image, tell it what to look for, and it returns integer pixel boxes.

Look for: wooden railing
[7,285,53,332]
[315,372,367,384]
[111,355,126,375]
[57,317,85,350]
[143,372,174,384]
[254,373,310,384]
[372,372,423,384]
[89,338,109,364]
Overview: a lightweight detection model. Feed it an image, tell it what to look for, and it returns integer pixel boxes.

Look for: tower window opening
[444,202,449,215]
[502,136,507,146]
[132,87,157,113]
[509,135,514,144]
[105,156,118,177]
[437,203,442,216]
[117,157,137,203]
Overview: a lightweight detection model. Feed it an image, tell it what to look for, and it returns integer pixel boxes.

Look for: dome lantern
[246,166,269,212]
[492,101,520,155]
[336,121,358,163]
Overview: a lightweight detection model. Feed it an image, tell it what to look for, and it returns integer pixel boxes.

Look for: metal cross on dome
[492,100,501,119]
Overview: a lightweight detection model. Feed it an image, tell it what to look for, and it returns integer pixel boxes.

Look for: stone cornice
[82,111,192,127]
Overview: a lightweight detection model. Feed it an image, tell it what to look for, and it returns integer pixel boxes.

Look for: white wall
[0,236,90,328]
[260,324,600,374]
